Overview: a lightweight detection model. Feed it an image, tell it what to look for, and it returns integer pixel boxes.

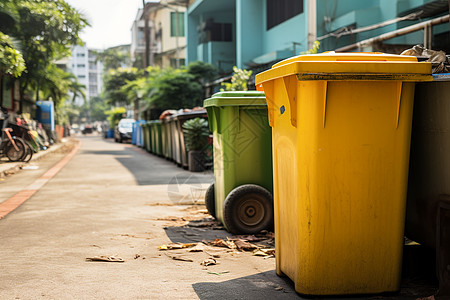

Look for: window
[138,28,145,46]
[78,75,86,79]
[77,53,85,57]
[170,12,185,37]
[170,58,186,68]
[267,0,303,30]
[198,19,232,44]
[77,64,85,68]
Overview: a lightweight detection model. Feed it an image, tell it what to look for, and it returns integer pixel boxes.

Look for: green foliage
[103,68,140,106]
[301,41,320,55]
[182,118,209,151]
[88,97,108,122]
[55,100,79,126]
[95,48,131,71]
[4,0,88,102]
[220,66,252,91]
[145,68,203,111]
[187,61,218,82]
[0,32,25,77]
[106,107,126,128]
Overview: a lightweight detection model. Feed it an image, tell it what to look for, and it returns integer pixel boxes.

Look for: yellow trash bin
[255,52,431,296]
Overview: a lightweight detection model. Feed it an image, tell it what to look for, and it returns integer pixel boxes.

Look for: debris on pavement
[165,253,194,262]
[146,202,174,206]
[207,238,237,250]
[187,242,207,252]
[253,248,275,257]
[200,258,217,266]
[207,271,230,276]
[232,239,258,251]
[21,165,39,170]
[158,243,197,250]
[85,255,124,263]
[157,216,187,222]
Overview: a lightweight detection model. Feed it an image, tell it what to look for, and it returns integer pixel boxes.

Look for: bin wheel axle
[223,184,273,234]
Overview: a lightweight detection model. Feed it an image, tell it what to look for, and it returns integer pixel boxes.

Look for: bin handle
[261,81,275,127]
[283,75,298,128]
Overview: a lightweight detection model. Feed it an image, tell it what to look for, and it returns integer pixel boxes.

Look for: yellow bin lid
[255,52,432,86]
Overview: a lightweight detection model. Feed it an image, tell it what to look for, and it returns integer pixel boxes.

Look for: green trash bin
[143,123,151,153]
[204,91,273,234]
[153,120,163,156]
[168,114,181,165]
[149,120,157,154]
[161,117,171,159]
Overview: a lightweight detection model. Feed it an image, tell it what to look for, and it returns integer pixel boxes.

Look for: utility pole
[143,0,149,68]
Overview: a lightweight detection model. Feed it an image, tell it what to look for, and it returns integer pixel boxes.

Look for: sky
[65,0,148,49]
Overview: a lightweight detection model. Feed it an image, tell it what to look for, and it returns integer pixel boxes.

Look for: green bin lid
[204,91,266,108]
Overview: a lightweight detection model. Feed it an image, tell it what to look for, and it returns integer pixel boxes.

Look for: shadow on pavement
[193,270,299,299]
[164,225,230,244]
[82,148,213,186]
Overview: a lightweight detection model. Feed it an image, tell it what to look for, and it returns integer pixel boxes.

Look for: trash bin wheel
[223,184,273,234]
[205,183,216,219]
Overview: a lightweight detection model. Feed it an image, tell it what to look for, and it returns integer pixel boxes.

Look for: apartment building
[69,45,104,105]
[131,0,187,69]
[186,0,449,74]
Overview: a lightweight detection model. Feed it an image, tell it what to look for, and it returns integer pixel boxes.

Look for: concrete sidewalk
[0,136,440,299]
[0,139,67,177]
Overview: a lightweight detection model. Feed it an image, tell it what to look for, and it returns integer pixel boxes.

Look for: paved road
[0,136,438,299]
[0,136,293,299]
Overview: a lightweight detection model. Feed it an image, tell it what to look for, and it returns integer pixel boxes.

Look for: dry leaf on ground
[158,243,197,250]
[165,253,194,262]
[85,255,124,263]
[200,258,217,266]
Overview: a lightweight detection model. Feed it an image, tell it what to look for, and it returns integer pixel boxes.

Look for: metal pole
[175,9,180,68]
[336,14,449,52]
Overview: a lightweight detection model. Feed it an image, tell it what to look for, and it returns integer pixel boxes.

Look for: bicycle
[0,108,28,162]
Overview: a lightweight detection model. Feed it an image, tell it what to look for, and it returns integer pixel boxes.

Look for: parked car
[82,124,93,135]
[114,118,134,143]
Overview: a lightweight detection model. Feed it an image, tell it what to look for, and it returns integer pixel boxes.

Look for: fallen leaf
[85,255,124,263]
[158,243,197,250]
[208,239,236,249]
[234,239,258,251]
[188,243,207,252]
[165,253,193,262]
[253,248,275,257]
[207,271,230,276]
[200,258,217,266]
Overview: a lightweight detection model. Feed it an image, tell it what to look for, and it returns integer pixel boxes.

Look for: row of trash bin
[132,109,209,170]
[201,52,448,297]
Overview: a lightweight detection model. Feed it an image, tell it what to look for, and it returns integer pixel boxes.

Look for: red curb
[0,140,82,220]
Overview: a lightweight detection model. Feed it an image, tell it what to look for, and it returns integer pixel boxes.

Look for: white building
[69,45,104,105]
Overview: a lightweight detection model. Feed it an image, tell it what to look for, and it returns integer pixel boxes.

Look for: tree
[0,1,25,78]
[103,68,140,106]
[144,68,203,111]
[0,32,25,78]
[95,48,131,71]
[6,0,88,104]
[187,61,218,83]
